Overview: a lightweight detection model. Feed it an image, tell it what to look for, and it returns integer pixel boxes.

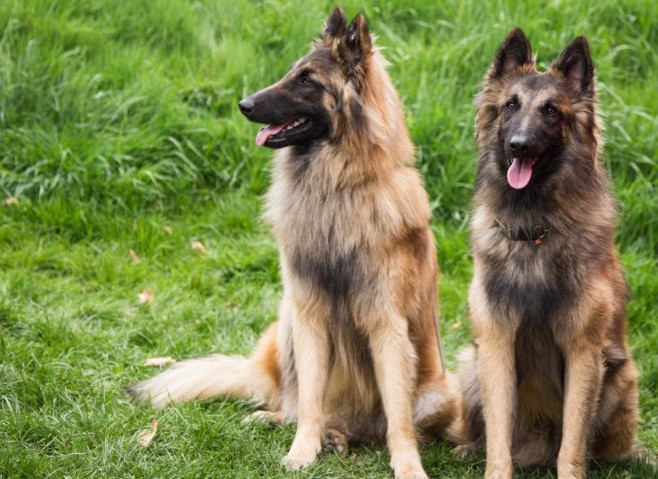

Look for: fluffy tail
[444,346,483,447]
[127,323,281,410]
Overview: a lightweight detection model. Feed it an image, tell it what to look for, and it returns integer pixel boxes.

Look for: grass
[0,0,656,477]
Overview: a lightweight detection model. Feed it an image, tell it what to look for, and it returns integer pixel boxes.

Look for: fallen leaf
[163,225,173,235]
[4,196,19,205]
[128,249,141,264]
[138,289,154,304]
[451,321,462,330]
[144,357,176,367]
[137,418,158,447]
[190,240,207,256]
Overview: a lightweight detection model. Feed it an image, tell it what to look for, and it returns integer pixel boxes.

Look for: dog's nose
[509,135,529,154]
[238,98,254,114]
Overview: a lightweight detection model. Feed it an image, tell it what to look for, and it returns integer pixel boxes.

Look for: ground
[0,1,656,478]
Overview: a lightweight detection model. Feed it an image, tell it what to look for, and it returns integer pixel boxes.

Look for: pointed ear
[344,13,372,66]
[553,36,594,91]
[490,28,534,79]
[322,7,347,45]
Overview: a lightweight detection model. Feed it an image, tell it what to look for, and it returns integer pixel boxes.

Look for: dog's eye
[298,71,311,85]
[505,99,518,111]
[545,105,559,116]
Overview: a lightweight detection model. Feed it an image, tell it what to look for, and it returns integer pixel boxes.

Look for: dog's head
[238,8,375,149]
[477,28,599,191]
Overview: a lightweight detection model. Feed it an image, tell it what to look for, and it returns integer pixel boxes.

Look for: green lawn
[0,1,656,478]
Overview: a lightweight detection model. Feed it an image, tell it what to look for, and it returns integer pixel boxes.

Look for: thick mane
[329,46,415,178]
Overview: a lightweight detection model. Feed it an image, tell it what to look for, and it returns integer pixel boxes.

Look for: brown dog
[128,9,456,479]
[451,28,640,479]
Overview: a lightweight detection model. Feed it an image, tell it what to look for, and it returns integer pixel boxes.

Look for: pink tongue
[507,158,534,189]
[255,123,287,146]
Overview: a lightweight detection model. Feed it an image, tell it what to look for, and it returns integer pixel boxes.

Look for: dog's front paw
[394,466,429,479]
[282,443,320,471]
[557,457,585,479]
[391,454,428,479]
[484,459,513,479]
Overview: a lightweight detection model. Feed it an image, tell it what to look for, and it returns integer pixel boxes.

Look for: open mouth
[507,157,538,189]
[255,117,312,147]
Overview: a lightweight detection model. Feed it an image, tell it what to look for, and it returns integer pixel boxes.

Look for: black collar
[495,218,552,244]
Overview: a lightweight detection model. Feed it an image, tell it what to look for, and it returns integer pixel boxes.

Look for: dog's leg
[282,314,329,471]
[478,329,517,479]
[370,320,427,479]
[557,346,603,479]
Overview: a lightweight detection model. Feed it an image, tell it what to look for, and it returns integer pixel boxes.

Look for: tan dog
[451,28,639,479]
[128,9,456,479]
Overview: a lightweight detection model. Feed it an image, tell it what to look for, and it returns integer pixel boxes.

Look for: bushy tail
[127,323,281,410]
[444,346,483,447]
